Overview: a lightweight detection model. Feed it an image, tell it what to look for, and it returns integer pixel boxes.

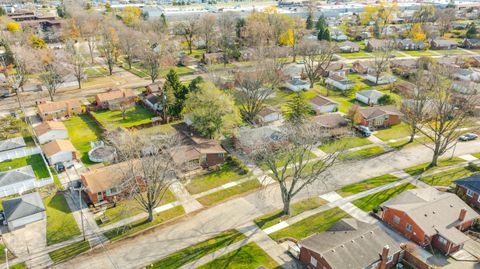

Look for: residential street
[54,140,480,269]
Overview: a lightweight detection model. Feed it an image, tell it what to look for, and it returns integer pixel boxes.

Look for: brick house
[454,174,480,209]
[351,106,403,128]
[380,188,479,255]
[430,39,458,50]
[365,39,388,52]
[95,89,137,110]
[299,218,403,269]
[462,38,480,49]
[37,99,82,121]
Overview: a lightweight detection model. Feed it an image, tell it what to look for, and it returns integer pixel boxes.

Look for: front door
[97,192,104,202]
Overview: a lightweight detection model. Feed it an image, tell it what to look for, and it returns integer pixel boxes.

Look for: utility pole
[5,248,8,269]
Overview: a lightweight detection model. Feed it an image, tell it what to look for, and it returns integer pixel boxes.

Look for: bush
[467,162,480,172]
[226,155,249,175]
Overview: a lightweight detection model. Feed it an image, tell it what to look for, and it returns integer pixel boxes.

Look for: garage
[2,192,46,231]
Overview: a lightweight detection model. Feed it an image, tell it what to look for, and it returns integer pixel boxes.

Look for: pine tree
[315,15,326,30]
[317,28,324,40]
[306,13,314,30]
[163,70,184,117]
[324,28,331,41]
[284,93,311,125]
[466,23,477,38]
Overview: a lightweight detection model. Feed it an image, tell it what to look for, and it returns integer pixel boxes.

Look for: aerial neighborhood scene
[2,0,480,268]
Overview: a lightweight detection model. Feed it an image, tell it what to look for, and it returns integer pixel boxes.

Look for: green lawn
[9,263,27,269]
[387,136,431,149]
[337,174,400,197]
[258,150,316,171]
[339,146,385,160]
[374,123,411,142]
[147,229,246,269]
[402,50,439,57]
[254,197,327,229]
[338,51,373,59]
[63,115,103,165]
[197,242,279,269]
[159,66,195,77]
[84,67,108,78]
[197,179,261,206]
[95,190,176,227]
[419,166,480,187]
[90,105,155,130]
[269,207,349,241]
[103,206,185,241]
[404,157,466,176]
[0,154,49,179]
[45,192,81,245]
[0,243,15,263]
[319,136,373,153]
[186,162,250,194]
[472,152,480,159]
[352,183,416,212]
[48,240,90,263]
[434,49,469,55]
[133,122,177,135]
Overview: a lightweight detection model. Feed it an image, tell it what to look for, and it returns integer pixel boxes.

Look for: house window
[467,189,475,197]
[310,257,317,267]
[406,223,413,232]
[438,236,448,246]
[393,215,401,224]
[374,117,384,126]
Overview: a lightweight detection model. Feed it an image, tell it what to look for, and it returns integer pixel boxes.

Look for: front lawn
[186,162,250,194]
[0,154,49,179]
[197,242,279,269]
[403,157,466,176]
[472,152,480,159]
[434,49,469,55]
[337,174,400,197]
[402,50,439,57]
[258,150,316,171]
[254,197,327,229]
[374,123,411,142]
[351,183,416,212]
[90,105,155,130]
[339,146,385,160]
[48,240,90,263]
[0,243,15,263]
[338,51,373,59]
[147,229,246,269]
[319,136,373,153]
[63,115,103,165]
[45,192,81,245]
[419,165,480,187]
[269,207,349,241]
[10,263,26,269]
[197,179,261,206]
[103,205,185,241]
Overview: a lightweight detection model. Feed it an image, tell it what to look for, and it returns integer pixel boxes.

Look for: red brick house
[351,106,403,128]
[454,174,480,209]
[299,219,403,269]
[171,133,226,170]
[95,89,137,110]
[380,188,479,255]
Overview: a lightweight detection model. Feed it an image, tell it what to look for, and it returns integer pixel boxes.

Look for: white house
[452,81,479,95]
[143,94,162,112]
[325,75,355,91]
[42,140,78,165]
[257,106,282,124]
[309,95,339,114]
[2,192,46,230]
[33,121,68,144]
[283,77,310,92]
[356,90,385,105]
[331,29,348,41]
[454,69,480,82]
[365,73,397,85]
[0,166,37,196]
[0,137,26,152]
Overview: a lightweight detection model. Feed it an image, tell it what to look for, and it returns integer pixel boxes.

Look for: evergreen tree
[283,93,311,125]
[0,7,6,17]
[163,70,184,117]
[373,21,381,38]
[160,13,167,27]
[466,23,477,38]
[306,13,314,30]
[324,28,331,41]
[315,15,326,30]
[188,76,204,92]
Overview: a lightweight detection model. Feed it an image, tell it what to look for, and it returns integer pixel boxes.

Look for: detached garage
[42,139,78,165]
[2,192,46,230]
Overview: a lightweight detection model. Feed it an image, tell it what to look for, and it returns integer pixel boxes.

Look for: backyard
[337,174,400,197]
[63,115,103,165]
[0,154,49,179]
[351,183,416,212]
[45,192,81,245]
[90,105,155,130]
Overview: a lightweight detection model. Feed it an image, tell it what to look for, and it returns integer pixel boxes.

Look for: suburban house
[454,69,480,82]
[338,41,360,53]
[257,106,282,125]
[33,121,68,144]
[283,77,310,92]
[312,113,350,137]
[42,139,78,165]
[309,95,339,114]
[391,59,418,77]
[143,94,162,113]
[178,54,199,67]
[394,81,417,96]
[352,105,403,128]
[0,137,26,152]
[2,192,46,230]
[202,52,224,65]
[366,72,397,85]
[380,188,479,255]
[452,81,479,95]
[145,80,165,94]
[325,75,355,91]
[352,61,369,74]
[462,38,480,49]
[365,39,388,52]
[95,89,137,110]
[397,38,425,50]
[235,126,283,154]
[0,166,37,197]
[355,90,384,105]
[454,174,480,209]
[299,219,402,269]
[453,22,469,30]
[331,29,348,41]
[430,38,458,50]
[466,56,480,68]
[37,99,82,121]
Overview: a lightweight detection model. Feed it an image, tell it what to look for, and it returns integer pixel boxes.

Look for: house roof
[309,95,338,107]
[328,75,353,84]
[465,38,480,45]
[366,39,388,49]
[96,89,136,103]
[37,99,81,114]
[358,106,403,120]
[34,121,67,136]
[170,128,226,165]
[398,38,423,46]
[2,192,45,221]
[312,113,347,129]
[454,174,480,194]
[356,90,384,100]
[299,219,401,269]
[339,41,359,50]
[146,94,160,105]
[456,69,475,76]
[81,161,137,193]
[381,188,479,244]
[42,140,76,157]
[258,106,280,117]
[432,38,458,46]
[0,166,36,188]
[0,137,26,152]
[145,80,165,93]
[237,126,283,149]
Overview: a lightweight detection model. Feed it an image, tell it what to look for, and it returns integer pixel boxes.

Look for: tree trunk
[430,153,439,167]
[282,195,291,216]
[147,208,154,222]
[127,57,132,70]
[77,78,82,89]
[408,126,415,143]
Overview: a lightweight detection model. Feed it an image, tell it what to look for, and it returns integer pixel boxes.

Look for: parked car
[459,133,478,141]
[354,125,372,137]
[55,162,65,173]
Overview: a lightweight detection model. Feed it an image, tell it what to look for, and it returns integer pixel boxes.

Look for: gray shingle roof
[0,137,26,152]
[0,166,36,188]
[356,90,384,99]
[2,192,45,221]
[454,174,480,193]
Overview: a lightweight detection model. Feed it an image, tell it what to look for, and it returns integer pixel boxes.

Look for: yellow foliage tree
[409,23,426,42]
[279,29,294,46]
[30,35,47,49]
[6,21,21,31]
[263,6,278,14]
[121,6,141,26]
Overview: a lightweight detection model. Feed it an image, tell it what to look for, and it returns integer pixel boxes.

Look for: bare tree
[139,35,175,83]
[216,12,238,67]
[198,14,217,53]
[298,40,335,88]
[252,123,340,215]
[118,26,140,70]
[436,8,455,37]
[176,17,198,55]
[66,41,87,89]
[401,84,427,143]
[39,50,66,102]
[99,26,118,76]
[372,40,394,85]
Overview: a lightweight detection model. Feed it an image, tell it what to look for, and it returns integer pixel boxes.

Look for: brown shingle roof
[81,161,138,193]
[34,121,67,136]
[96,89,136,103]
[358,106,403,120]
[42,140,76,157]
[37,99,81,114]
[312,113,347,128]
[309,95,338,107]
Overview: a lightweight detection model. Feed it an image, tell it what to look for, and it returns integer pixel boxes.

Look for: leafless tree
[70,9,101,64]
[198,14,217,53]
[372,40,394,85]
[176,17,199,55]
[66,41,87,89]
[216,12,238,67]
[40,63,66,102]
[298,40,335,88]
[118,26,140,70]
[138,35,175,83]
[252,123,340,215]
[401,83,427,143]
[290,17,306,63]
[98,26,118,76]
[436,8,455,37]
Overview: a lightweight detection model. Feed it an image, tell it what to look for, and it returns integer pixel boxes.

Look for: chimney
[459,208,467,221]
[378,245,390,269]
